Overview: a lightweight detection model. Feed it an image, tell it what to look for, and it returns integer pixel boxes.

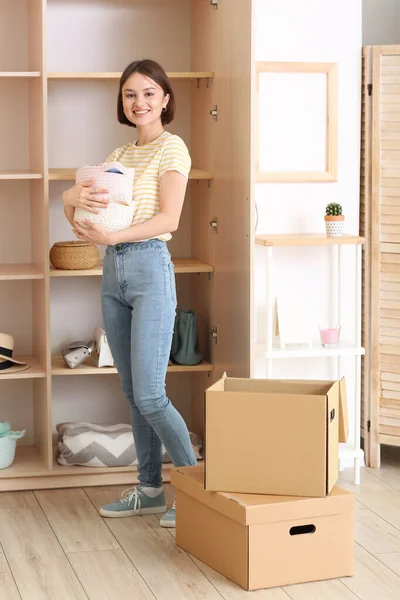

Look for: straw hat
[0,333,30,374]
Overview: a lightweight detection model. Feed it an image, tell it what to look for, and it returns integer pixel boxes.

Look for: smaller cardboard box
[172,465,354,591]
[205,375,348,497]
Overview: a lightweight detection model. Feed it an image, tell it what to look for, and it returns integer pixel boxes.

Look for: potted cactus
[325,202,344,237]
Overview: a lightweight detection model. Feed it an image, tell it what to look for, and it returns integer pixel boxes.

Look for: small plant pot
[325,215,344,237]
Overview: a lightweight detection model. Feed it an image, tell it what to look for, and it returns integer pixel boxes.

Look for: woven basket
[75,203,134,233]
[0,437,16,469]
[50,241,100,270]
[75,162,135,232]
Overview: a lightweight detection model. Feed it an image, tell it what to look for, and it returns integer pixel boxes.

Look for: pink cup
[319,325,341,347]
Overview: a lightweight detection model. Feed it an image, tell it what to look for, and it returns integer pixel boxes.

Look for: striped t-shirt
[106,131,191,241]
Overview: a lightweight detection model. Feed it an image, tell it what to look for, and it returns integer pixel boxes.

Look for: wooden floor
[2,448,400,599]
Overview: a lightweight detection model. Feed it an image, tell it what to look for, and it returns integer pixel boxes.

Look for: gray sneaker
[159,501,176,528]
[99,486,167,518]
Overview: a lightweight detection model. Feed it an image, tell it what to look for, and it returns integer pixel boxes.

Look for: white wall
[253,0,362,459]
[363,0,400,45]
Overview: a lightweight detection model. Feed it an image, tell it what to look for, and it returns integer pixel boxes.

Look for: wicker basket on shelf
[50,241,100,270]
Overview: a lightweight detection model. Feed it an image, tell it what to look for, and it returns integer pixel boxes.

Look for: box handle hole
[289,524,316,536]
[330,408,336,422]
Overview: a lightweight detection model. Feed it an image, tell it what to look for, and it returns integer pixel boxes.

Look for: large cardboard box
[172,465,354,591]
[205,375,348,497]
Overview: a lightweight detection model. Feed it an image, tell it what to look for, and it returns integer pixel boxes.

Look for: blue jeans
[101,239,197,487]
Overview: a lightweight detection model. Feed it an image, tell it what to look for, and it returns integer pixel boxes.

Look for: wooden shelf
[255,233,365,247]
[50,262,103,277]
[51,457,185,479]
[168,361,213,373]
[255,339,365,359]
[51,457,140,475]
[0,356,46,380]
[189,169,214,181]
[0,171,42,180]
[48,169,76,181]
[0,264,44,280]
[47,71,214,80]
[0,72,41,78]
[50,258,214,277]
[51,354,213,375]
[0,447,174,490]
[49,167,213,181]
[0,0,247,494]
[0,446,49,479]
[173,258,214,273]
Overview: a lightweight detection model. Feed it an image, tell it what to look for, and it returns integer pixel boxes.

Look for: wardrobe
[0,0,252,491]
[362,44,400,467]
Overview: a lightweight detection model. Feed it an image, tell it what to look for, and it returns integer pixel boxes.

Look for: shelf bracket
[210,326,219,344]
[209,105,218,121]
[197,78,200,89]
[209,217,218,233]
[195,178,211,187]
[210,0,218,9]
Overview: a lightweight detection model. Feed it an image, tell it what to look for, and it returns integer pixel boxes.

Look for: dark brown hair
[117,59,175,128]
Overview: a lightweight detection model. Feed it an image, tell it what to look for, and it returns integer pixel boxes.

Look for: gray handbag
[170,310,203,366]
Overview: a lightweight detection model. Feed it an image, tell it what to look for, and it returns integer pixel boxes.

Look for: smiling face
[122,72,170,130]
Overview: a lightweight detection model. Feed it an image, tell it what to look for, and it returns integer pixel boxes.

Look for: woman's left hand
[72,220,114,246]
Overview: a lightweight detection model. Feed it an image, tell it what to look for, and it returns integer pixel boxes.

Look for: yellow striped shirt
[106,131,191,241]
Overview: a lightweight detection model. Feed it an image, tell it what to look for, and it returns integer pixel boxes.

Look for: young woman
[62,59,197,528]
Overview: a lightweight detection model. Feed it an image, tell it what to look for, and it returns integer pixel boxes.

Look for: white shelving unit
[255,233,366,484]
[255,339,365,359]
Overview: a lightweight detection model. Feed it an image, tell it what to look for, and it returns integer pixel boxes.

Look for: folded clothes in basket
[74,162,135,232]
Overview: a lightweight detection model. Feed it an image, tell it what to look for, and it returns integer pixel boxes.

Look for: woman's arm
[73,171,188,245]
[62,179,109,221]
[112,171,187,243]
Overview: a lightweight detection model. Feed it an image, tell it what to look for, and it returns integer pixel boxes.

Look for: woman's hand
[62,179,109,214]
[72,220,115,246]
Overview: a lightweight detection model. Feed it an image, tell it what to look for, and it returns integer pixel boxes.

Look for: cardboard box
[172,465,354,591]
[205,375,348,497]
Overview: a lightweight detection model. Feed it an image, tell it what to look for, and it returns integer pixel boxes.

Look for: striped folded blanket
[56,422,203,468]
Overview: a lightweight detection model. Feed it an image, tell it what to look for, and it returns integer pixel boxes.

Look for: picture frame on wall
[274,295,314,349]
[255,61,338,183]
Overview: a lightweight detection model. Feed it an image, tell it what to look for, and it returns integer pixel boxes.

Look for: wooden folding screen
[362,45,400,467]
